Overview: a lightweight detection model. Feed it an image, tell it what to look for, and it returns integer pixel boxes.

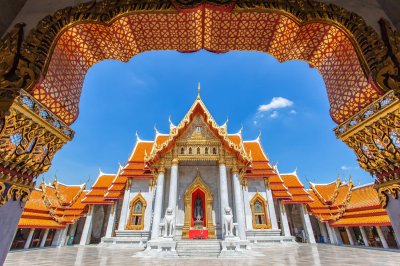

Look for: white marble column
[333,228,343,245]
[39,229,50,248]
[345,227,355,245]
[105,203,118,238]
[168,159,179,213]
[325,222,335,244]
[243,184,253,230]
[80,205,94,245]
[318,220,328,243]
[265,184,278,230]
[51,229,62,246]
[279,200,291,237]
[376,226,389,249]
[118,181,131,230]
[299,204,316,244]
[59,224,69,247]
[68,222,78,244]
[232,169,246,240]
[219,160,230,237]
[359,226,369,247]
[24,229,35,249]
[151,168,165,239]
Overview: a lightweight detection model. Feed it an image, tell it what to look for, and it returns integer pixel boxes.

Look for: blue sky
[45,50,374,187]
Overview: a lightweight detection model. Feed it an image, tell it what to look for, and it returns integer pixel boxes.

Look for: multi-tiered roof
[18,179,88,229]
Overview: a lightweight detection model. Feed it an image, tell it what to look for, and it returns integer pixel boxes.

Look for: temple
[9,91,399,254]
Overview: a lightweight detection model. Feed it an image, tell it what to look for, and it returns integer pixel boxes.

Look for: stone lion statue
[164,207,175,237]
[224,206,234,237]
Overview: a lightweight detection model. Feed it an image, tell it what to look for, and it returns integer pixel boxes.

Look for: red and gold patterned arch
[14,1,393,125]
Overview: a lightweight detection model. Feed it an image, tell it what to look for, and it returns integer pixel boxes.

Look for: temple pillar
[105,203,118,238]
[67,223,78,245]
[151,168,165,239]
[265,182,278,230]
[385,195,400,248]
[318,220,328,243]
[243,183,252,230]
[232,169,246,240]
[345,227,355,245]
[80,205,94,245]
[118,181,131,230]
[299,205,316,243]
[168,159,179,215]
[59,224,69,247]
[359,226,369,247]
[219,159,230,237]
[40,229,50,248]
[325,222,335,244]
[24,229,35,249]
[333,228,343,245]
[376,226,389,249]
[278,200,291,237]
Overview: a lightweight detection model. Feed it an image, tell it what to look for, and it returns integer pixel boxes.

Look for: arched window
[126,194,147,230]
[205,147,208,154]
[197,147,201,154]
[181,147,185,154]
[212,147,217,155]
[189,147,192,154]
[250,193,271,229]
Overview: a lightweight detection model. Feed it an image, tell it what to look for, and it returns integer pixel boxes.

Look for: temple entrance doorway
[182,173,216,239]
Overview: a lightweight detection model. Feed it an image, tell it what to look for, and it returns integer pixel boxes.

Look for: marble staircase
[100,230,149,247]
[246,229,296,244]
[176,240,221,257]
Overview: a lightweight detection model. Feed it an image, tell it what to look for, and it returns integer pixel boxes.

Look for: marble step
[176,240,221,257]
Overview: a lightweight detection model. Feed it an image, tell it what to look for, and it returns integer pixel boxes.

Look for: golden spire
[197,82,201,100]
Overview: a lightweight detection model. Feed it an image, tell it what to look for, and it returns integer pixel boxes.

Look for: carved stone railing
[0,88,74,207]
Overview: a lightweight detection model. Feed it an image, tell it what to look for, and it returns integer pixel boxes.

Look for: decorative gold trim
[126,193,147,230]
[0,180,31,207]
[182,172,215,239]
[377,183,400,208]
[250,192,271,229]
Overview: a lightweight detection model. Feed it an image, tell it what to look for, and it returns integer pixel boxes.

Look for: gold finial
[197,82,201,99]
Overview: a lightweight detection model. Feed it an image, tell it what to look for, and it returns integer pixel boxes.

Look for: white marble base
[147,238,177,252]
[221,237,250,251]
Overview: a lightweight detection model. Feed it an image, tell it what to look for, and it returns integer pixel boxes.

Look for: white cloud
[340,165,359,171]
[270,111,279,118]
[289,110,297,115]
[258,97,293,112]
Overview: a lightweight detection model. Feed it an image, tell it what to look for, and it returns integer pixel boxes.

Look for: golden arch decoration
[182,173,216,239]
[250,192,271,229]
[1,0,398,126]
[126,193,147,230]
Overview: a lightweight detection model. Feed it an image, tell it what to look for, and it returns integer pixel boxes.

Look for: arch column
[376,226,389,249]
[40,229,50,248]
[265,180,278,230]
[359,226,369,247]
[24,229,35,249]
[150,167,165,239]
[278,200,291,237]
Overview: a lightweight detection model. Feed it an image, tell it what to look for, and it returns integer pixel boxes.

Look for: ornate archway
[182,173,215,239]
[0,0,399,261]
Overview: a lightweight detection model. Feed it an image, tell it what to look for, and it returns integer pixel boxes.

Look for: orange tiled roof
[120,140,154,178]
[243,140,290,199]
[281,172,313,204]
[331,184,390,227]
[104,173,127,200]
[18,181,89,229]
[81,173,115,204]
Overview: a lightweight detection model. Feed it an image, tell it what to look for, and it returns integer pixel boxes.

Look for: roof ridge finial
[168,115,176,129]
[256,130,261,142]
[99,168,104,176]
[197,82,201,100]
[136,131,142,142]
[154,124,159,135]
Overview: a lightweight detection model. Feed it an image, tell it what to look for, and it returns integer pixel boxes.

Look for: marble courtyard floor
[5,244,399,266]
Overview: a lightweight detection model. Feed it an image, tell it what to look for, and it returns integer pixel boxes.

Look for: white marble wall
[124,178,154,231]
